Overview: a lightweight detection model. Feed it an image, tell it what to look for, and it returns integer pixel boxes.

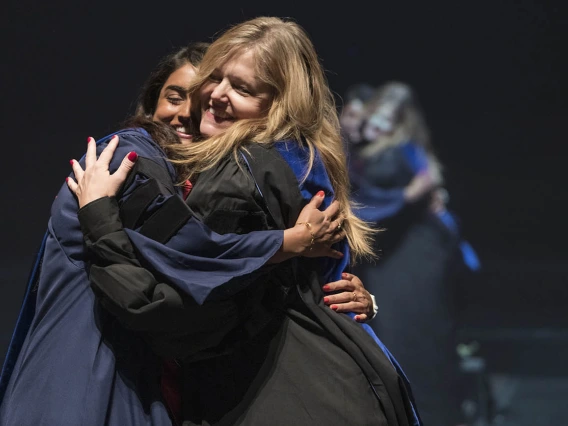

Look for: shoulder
[101,128,165,158]
[240,141,302,188]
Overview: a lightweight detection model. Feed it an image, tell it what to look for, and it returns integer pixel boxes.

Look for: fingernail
[322,284,331,291]
[330,305,338,311]
[127,151,138,162]
[342,273,348,278]
[317,190,325,197]
[69,160,74,166]
[355,315,361,322]
[87,137,92,143]
[323,296,330,303]
[65,177,69,183]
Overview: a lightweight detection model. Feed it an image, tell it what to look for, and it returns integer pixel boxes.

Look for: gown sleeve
[75,131,284,360]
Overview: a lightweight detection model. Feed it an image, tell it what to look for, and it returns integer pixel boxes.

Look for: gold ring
[352,292,357,301]
[337,221,342,231]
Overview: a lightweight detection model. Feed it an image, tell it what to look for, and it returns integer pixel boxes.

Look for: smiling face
[361,104,397,142]
[152,63,197,144]
[199,49,273,137]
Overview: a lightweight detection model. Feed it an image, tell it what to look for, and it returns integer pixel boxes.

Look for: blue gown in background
[350,140,480,426]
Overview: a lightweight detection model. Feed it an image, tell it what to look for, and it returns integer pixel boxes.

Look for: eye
[167,96,184,105]
[236,86,251,95]
[208,74,222,83]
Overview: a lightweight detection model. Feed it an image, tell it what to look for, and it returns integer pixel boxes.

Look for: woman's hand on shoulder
[67,135,138,208]
[322,272,376,322]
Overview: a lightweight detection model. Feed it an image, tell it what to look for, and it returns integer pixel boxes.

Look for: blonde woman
[137,17,420,425]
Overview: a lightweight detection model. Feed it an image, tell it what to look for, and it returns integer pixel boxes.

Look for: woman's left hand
[67,135,138,208]
[322,272,375,322]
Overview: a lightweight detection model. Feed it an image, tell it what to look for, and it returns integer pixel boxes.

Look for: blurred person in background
[339,82,376,146]
[346,81,480,426]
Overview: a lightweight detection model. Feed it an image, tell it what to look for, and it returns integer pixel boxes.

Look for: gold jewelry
[337,221,342,231]
[352,292,357,301]
[296,222,316,251]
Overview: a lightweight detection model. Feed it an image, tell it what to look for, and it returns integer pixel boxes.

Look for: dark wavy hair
[343,83,375,106]
[122,42,209,154]
[121,42,209,178]
[134,42,209,118]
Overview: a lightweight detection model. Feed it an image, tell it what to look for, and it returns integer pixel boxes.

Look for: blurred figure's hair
[343,83,376,106]
[361,81,443,184]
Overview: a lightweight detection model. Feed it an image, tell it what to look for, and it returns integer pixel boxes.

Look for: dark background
[1,1,567,423]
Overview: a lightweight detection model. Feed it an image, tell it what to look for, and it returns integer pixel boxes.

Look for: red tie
[161,359,182,425]
[182,180,193,199]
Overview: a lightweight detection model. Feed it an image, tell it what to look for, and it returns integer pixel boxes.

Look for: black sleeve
[78,196,242,360]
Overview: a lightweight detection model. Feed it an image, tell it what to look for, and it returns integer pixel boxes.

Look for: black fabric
[119,156,190,243]
[79,189,243,361]
[180,144,413,426]
[120,178,164,229]
[119,157,177,197]
[139,195,193,244]
[239,144,304,229]
[243,144,415,424]
[354,146,466,426]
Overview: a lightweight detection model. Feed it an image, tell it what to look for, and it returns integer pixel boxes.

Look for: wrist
[282,224,313,256]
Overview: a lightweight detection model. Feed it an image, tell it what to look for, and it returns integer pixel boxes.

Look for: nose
[210,79,229,103]
[177,100,191,123]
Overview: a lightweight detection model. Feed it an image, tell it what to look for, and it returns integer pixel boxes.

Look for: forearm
[79,197,240,340]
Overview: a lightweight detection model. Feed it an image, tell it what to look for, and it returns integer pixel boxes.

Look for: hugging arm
[69,135,347,359]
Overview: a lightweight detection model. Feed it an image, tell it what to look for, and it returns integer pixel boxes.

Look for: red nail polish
[322,284,331,291]
[127,151,138,162]
[330,305,338,311]
[87,137,92,143]
[342,273,348,278]
[69,160,74,166]
[65,177,69,182]
[323,296,329,303]
[317,190,325,197]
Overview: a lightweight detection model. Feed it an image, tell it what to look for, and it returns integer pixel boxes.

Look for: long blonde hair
[361,81,444,184]
[166,16,377,262]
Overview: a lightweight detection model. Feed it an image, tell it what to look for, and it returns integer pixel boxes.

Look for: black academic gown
[175,142,419,425]
[77,140,421,425]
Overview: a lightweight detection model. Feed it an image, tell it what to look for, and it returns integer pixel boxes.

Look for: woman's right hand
[280,191,346,259]
[67,135,138,208]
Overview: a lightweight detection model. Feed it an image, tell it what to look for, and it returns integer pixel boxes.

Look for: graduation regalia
[0,129,284,426]
[80,140,421,425]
